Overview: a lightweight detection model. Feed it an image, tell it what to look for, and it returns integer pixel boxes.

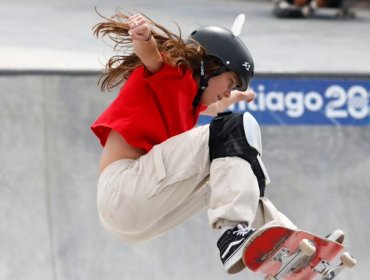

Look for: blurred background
[1,0,369,280]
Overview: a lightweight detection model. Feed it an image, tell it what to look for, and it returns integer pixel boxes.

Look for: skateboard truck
[268,239,316,280]
[272,248,290,263]
[317,252,357,280]
[268,243,356,280]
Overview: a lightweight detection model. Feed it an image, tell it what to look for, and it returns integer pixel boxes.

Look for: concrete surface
[1,0,370,74]
[1,1,369,280]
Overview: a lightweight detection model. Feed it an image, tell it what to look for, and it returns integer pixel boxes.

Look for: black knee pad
[208,112,267,197]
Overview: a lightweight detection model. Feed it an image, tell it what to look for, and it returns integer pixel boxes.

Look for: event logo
[229,78,370,125]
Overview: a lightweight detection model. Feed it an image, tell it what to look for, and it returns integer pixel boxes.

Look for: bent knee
[98,214,154,244]
[98,202,160,244]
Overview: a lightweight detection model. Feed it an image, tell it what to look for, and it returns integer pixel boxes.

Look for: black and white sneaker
[217,224,255,274]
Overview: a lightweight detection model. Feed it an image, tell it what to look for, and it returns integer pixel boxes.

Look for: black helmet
[189,25,254,91]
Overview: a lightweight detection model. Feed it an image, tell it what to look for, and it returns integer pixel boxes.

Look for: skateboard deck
[242,226,356,280]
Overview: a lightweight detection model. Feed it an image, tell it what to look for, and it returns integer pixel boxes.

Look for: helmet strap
[192,61,229,107]
[192,60,208,107]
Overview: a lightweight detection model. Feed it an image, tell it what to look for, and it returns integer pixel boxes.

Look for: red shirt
[91,62,206,152]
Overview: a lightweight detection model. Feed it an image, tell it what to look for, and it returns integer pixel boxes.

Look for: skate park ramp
[1,0,369,280]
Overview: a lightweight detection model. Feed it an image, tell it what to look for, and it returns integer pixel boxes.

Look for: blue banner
[199,77,370,126]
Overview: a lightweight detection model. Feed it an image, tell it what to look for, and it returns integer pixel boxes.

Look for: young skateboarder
[91,11,296,274]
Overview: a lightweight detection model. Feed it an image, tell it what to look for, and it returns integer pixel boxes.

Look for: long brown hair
[93,8,223,91]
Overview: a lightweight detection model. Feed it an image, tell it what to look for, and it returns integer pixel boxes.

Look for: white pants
[97,125,296,244]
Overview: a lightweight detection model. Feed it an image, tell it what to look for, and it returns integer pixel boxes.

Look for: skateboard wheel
[327,229,345,244]
[340,252,357,268]
[299,239,316,256]
[265,275,276,280]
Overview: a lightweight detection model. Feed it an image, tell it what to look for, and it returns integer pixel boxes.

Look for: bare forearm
[132,38,163,73]
[217,93,241,111]
[201,90,256,116]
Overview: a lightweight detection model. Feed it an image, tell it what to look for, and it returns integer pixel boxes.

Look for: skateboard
[272,0,357,19]
[242,226,356,280]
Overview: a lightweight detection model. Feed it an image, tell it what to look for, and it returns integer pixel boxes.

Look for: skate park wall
[1,71,369,280]
[1,0,370,279]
